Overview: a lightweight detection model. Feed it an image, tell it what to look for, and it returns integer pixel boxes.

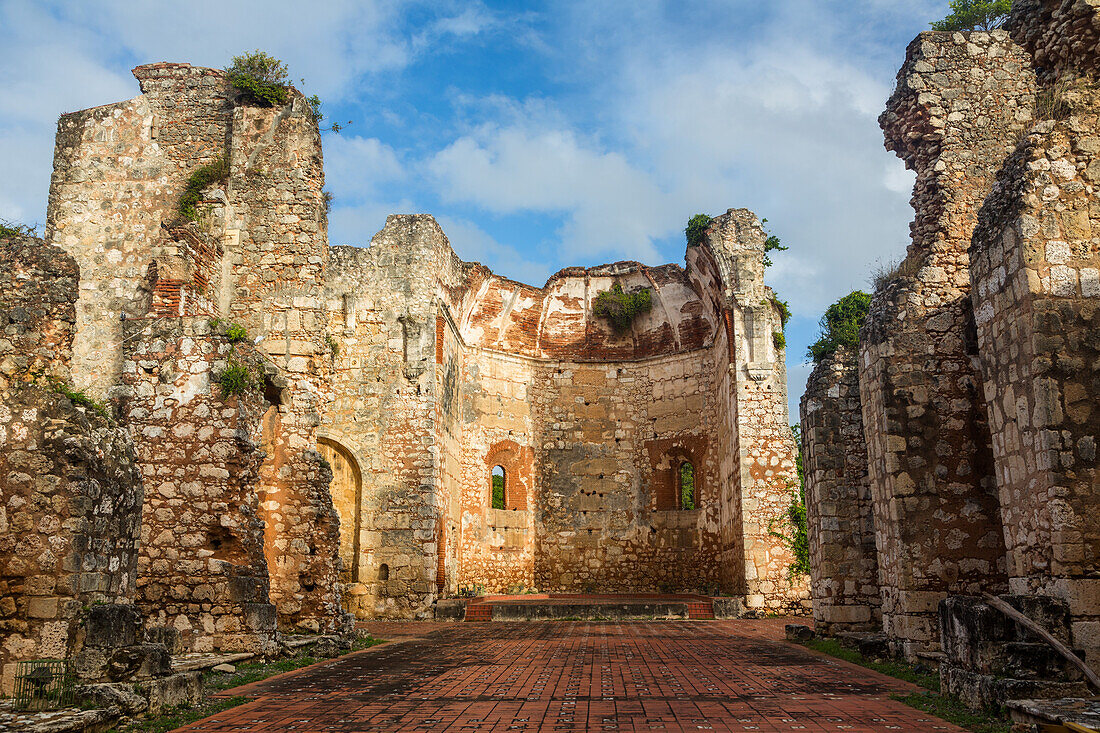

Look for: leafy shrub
[226,51,289,107]
[685,214,711,247]
[224,323,249,344]
[215,359,257,399]
[0,219,37,238]
[680,462,695,510]
[773,331,786,351]
[322,191,334,216]
[178,157,229,222]
[593,283,653,333]
[930,0,1012,31]
[770,294,791,328]
[807,290,872,363]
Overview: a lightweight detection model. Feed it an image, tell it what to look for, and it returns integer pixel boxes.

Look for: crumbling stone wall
[121,318,277,653]
[969,0,1100,667]
[801,346,880,633]
[46,63,233,399]
[697,210,808,613]
[323,217,459,618]
[322,209,805,616]
[860,30,1035,658]
[0,236,144,694]
[46,63,347,639]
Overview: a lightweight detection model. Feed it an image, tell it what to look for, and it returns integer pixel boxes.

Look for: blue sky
[0,0,953,419]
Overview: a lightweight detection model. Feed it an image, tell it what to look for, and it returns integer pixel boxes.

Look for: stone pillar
[968,0,1100,670]
[704,209,809,614]
[0,236,144,694]
[122,318,277,654]
[801,346,881,633]
[862,30,1036,659]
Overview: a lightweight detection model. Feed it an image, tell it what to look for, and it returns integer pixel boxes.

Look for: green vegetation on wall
[931,0,1012,31]
[178,157,230,222]
[685,214,712,247]
[593,283,653,333]
[807,290,872,363]
[226,50,290,107]
[0,219,37,238]
[215,358,258,399]
[768,425,810,579]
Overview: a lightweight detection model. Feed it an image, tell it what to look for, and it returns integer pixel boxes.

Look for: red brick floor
[174,620,964,732]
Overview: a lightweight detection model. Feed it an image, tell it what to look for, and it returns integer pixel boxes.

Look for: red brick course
[175,620,964,732]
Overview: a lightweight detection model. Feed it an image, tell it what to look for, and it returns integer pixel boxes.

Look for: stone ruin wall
[859,30,1035,658]
[2,60,808,666]
[970,0,1100,667]
[34,63,347,649]
[800,346,880,634]
[322,209,807,617]
[121,318,277,654]
[0,235,144,694]
[804,0,1100,678]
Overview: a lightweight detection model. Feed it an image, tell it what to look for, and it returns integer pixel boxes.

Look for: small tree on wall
[807,290,872,363]
[931,0,1012,31]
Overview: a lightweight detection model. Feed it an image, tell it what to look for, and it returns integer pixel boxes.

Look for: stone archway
[317,438,362,583]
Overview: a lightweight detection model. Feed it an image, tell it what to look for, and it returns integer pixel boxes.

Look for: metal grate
[12,659,74,712]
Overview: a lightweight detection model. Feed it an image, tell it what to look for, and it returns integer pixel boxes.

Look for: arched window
[491,466,506,510]
[679,461,695,510]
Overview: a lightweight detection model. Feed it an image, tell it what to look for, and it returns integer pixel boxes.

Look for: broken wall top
[1009,0,1100,78]
[328,208,768,363]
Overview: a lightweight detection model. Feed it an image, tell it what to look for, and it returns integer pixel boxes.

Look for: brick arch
[646,436,708,511]
[484,439,534,511]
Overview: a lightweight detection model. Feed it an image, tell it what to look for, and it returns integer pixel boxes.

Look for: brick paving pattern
[175,620,964,732]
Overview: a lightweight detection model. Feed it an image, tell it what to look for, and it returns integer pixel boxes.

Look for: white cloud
[429,125,668,262]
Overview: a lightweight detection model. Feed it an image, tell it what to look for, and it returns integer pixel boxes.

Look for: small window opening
[491,466,506,510]
[679,461,695,510]
[379,563,389,581]
[262,374,284,410]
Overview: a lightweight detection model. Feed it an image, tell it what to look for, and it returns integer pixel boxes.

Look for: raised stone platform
[458,593,720,622]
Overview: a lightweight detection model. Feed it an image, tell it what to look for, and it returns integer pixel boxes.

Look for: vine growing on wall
[178,156,229,222]
[593,283,653,333]
[767,425,810,580]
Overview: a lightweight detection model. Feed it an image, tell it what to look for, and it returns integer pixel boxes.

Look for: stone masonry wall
[699,211,808,614]
[861,31,1035,658]
[120,318,277,653]
[46,64,347,637]
[47,63,232,399]
[0,236,144,694]
[323,217,457,618]
[801,346,881,633]
[970,1,1100,667]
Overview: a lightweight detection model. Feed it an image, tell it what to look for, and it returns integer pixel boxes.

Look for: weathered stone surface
[861,29,1036,660]
[323,208,806,618]
[801,345,880,634]
[0,236,144,695]
[971,26,1100,670]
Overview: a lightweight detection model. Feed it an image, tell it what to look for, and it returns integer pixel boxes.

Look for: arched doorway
[317,438,362,582]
